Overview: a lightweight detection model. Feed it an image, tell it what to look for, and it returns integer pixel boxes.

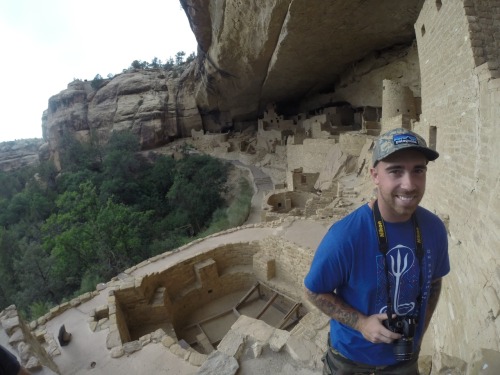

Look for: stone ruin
[3,73,496,372]
[1,0,500,373]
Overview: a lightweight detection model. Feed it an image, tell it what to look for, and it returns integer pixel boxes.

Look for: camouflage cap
[372,127,439,167]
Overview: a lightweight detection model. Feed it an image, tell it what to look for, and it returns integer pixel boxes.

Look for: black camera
[382,316,417,361]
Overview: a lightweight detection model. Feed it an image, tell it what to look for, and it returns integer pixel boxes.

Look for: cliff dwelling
[1,0,500,374]
[108,244,307,354]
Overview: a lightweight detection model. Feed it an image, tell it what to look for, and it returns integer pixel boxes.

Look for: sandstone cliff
[184,0,423,119]
[42,68,201,169]
[40,0,423,169]
[0,139,44,172]
[3,0,500,373]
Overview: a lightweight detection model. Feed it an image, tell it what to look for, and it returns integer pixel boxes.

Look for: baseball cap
[372,127,439,167]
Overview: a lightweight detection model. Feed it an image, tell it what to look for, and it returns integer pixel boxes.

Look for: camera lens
[393,337,413,361]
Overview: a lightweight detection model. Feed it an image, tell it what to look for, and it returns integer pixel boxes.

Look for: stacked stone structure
[412,0,500,365]
[1,0,500,373]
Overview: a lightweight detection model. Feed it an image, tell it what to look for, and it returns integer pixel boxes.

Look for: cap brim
[374,146,440,167]
[416,147,439,161]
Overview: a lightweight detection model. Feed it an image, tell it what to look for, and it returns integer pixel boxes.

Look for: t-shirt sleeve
[433,218,450,280]
[304,225,351,294]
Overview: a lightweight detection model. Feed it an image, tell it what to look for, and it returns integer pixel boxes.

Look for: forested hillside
[0,132,252,319]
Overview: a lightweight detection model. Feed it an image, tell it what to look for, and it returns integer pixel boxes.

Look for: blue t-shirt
[304,203,450,366]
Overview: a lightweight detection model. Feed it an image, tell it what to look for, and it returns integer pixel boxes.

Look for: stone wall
[286,139,338,191]
[114,243,262,335]
[337,133,367,157]
[256,236,315,302]
[0,305,59,373]
[415,0,500,362]
[381,79,418,121]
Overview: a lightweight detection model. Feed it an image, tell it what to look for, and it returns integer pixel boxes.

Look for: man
[304,127,450,374]
[0,345,31,375]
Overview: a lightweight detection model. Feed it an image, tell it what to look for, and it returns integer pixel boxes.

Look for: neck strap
[371,200,424,324]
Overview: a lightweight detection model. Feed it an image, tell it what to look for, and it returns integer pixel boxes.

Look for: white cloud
[0,0,197,142]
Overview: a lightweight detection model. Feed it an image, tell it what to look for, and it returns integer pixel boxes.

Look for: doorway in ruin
[176,282,306,354]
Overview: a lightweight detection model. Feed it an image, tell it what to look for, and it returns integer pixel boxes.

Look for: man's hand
[305,289,402,344]
[356,313,402,344]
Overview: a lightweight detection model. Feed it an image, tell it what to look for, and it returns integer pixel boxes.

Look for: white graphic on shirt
[378,245,417,316]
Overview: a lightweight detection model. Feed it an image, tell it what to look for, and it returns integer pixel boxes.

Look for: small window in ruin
[421,24,426,36]
[301,175,307,184]
[429,126,437,150]
[436,0,442,11]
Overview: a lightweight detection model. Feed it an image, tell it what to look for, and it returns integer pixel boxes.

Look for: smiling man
[305,128,450,374]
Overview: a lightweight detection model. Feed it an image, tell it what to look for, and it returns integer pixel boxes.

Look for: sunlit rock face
[184,0,424,120]
[0,139,44,172]
[41,0,423,163]
[42,70,202,168]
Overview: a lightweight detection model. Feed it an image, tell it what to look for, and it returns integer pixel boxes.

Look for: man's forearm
[305,289,364,330]
[423,278,442,333]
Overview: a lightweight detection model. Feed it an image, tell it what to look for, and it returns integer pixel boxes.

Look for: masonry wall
[415,0,500,361]
[256,236,315,302]
[287,138,337,174]
[139,244,260,328]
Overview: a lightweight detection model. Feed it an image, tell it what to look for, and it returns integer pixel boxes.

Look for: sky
[0,0,198,142]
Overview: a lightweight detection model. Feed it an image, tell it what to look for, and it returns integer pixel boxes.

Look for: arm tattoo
[305,289,361,329]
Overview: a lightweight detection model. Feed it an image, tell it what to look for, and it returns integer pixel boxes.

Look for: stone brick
[169,343,190,360]
[217,330,245,359]
[196,351,239,375]
[123,341,142,355]
[188,349,207,366]
[106,331,122,349]
[161,335,176,348]
[269,329,290,352]
[285,335,320,368]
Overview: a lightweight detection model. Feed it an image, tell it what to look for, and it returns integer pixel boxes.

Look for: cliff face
[40,0,423,164]
[0,139,45,172]
[43,69,201,169]
[185,0,424,118]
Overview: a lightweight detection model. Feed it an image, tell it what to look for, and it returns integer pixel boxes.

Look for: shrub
[90,74,105,90]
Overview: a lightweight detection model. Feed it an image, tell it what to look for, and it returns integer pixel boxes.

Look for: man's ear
[370,167,379,184]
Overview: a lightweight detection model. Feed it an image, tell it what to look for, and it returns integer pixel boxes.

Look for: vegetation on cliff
[0,132,251,319]
[90,51,196,88]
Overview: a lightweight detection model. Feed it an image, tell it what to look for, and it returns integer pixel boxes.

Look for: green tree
[43,181,152,293]
[0,186,54,227]
[58,131,102,173]
[99,132,143,205]
[13,238,57,311]
[167,155,228,233]
[137,155,176,215]
[43,182,101,291]
[163,57,174,70]
[91,74,105,90]
[0,169,28,199]
[130,60,147,70]
[175,51,186,65]
[149,57,161,69]
[0,130,237,314]
[186,52,196,63]
[0,228,20,309]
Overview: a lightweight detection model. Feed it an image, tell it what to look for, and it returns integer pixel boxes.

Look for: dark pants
[322,346,419,375]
